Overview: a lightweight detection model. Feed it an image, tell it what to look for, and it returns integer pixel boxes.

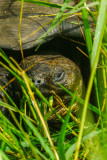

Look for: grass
[0,0,107,159]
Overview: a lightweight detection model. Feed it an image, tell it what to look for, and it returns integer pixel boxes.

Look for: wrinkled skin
[20,55,84,119]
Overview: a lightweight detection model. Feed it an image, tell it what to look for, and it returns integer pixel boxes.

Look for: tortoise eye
[55,71,65,82]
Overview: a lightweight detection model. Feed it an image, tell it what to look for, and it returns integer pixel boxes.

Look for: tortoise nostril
[37,80,41,84]
[31,76,43,86]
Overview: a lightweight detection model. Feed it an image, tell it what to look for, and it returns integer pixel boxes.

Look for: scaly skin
[20,55,84,120]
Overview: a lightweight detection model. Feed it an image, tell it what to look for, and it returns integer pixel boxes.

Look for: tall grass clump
[0,0,107,160]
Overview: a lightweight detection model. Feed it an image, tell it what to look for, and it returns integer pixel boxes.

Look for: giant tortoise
[0,0,95,121]
[0,1,106,160]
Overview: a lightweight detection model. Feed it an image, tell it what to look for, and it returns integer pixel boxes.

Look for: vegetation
[0,0,107,159]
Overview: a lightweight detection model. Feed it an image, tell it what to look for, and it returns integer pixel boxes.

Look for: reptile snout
[31,75,45,87]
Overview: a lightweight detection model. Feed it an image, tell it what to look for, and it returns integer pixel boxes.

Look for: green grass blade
[82,7,93,56]
[57,83,106,117]
[0,101,18,112]
[82,4,101,126]
[91,1,107,68]
[17,0,73,9]
[24,115,56,159]
[65,129,103,160]
[57,91,77,160]
[0,86,18,110]
[74,0,107,159]
[0,149,10,160]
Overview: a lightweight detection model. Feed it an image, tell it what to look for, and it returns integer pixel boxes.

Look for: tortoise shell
[0,0,94,50]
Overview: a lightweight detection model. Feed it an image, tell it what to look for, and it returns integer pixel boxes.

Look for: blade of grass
[0,50,21,75]
[0,149,10,160]
[17,0,73,9]
[0,86,19,110]
[0,111,20,133]
[6,109,41,159]
[0,100,42,159]
[23,115,55,159]
[82,5,93,56]
[57,91,77,160]
[0,100,18,112]
[74,0,107,159]
[21,85,39,124]
[0,132,25,158]
[57,83,106,117]
[65,129,103,160]
[82,1,103,126]
[21,70,59,160]
[35,1,99,51]
[82,0,102,126]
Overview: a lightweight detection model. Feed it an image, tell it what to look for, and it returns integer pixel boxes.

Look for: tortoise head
[20,55,83,99]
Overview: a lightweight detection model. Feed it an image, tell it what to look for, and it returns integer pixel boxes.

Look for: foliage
[0,0,107,160]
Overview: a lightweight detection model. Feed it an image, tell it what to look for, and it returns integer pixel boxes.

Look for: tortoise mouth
[35,86,69,100]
